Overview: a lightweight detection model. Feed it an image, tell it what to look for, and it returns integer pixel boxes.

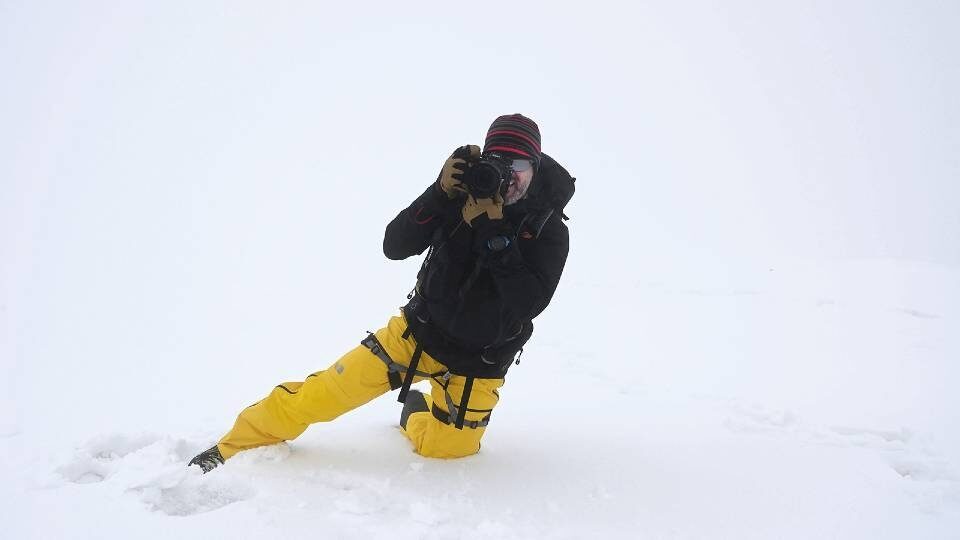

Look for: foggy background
[2,0,958,477]
[2,2,959,537]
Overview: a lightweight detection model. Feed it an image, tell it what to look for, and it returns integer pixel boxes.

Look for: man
[189,114,572,472]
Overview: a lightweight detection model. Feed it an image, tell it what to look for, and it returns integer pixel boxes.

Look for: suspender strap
[454,377,474,429]
[397,341,423,404]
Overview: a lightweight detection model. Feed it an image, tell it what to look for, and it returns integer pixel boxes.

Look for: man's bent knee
[405,416,486,459]
[413,436,482,459]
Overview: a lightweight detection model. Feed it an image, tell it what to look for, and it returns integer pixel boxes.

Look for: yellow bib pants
[217,314,505,460]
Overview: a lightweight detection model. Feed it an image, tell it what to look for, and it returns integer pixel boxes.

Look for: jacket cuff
[412,182,459,219]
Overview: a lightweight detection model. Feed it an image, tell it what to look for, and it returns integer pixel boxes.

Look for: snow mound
[56,433,255,516]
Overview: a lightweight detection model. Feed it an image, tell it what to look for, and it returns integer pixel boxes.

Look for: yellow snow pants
[217,314,504,460]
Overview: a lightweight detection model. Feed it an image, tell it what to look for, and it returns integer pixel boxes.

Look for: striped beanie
[483,114,542,164]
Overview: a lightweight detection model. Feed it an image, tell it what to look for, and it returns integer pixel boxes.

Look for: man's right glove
[461,191,505,226]
[438,145,481,199]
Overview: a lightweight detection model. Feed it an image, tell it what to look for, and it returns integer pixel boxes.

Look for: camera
[463,155,511,199]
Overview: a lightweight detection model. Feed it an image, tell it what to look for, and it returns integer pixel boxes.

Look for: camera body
[463,154,512,199]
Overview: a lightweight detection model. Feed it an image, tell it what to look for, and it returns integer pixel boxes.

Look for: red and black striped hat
[483,114,541,164]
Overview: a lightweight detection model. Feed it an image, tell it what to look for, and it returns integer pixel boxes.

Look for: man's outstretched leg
[191,315,420,471]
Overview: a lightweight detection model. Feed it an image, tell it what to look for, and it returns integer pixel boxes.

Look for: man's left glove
[463,192,515,255]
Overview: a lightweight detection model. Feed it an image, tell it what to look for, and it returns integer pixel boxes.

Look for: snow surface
[2,1,959,539]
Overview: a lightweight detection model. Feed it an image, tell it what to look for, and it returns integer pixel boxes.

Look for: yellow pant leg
[400,375,504,459]
[218,315,422,459]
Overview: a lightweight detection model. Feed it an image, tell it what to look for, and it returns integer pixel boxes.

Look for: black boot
[188,445,224,473]
[400,389,430,429]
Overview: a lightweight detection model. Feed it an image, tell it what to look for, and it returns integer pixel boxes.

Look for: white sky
[2,0,958,271]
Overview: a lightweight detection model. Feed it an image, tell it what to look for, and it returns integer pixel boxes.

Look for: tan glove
[439,145,481,199]
[461,191,505,226]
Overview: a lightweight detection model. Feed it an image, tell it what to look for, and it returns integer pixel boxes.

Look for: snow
[2,1,959,538]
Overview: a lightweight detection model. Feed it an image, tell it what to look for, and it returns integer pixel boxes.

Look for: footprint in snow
[897,308,941,320]
[56,433,255,516]
[56,432,162,484]
[131,468,255,516]
[722,400,959,503]
[723,402,798,434]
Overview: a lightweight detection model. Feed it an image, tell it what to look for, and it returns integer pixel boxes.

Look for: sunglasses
[509,159,534,173]
[483,152,535,174]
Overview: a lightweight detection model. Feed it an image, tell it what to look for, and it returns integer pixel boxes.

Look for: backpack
[522,152,576,239]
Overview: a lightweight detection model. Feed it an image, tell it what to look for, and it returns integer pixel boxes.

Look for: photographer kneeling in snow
[190,114,573,472]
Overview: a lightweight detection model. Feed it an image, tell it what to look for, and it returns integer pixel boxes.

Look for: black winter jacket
[383,157,570,378]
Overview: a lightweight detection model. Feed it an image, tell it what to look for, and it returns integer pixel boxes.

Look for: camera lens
[469,163,502,198]
[466,157,509,198]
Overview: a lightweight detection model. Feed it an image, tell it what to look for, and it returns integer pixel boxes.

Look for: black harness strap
[397,341,423,404]
[431,403,490,429]
[387,368,403,391]
[361,333,439,391]
[454,377,474,429]
[361,318,499,429]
